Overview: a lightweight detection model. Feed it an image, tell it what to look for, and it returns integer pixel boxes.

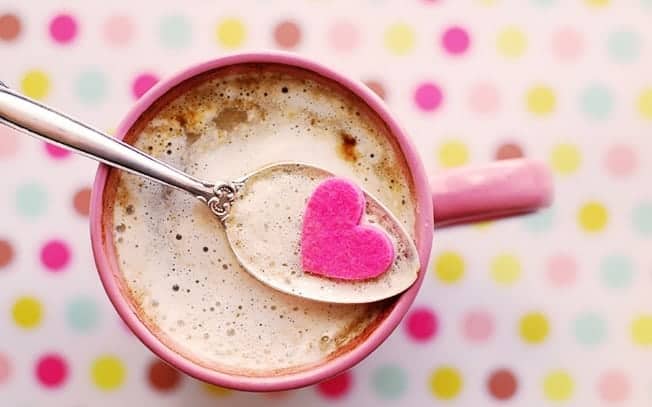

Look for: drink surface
[105,63,418,375]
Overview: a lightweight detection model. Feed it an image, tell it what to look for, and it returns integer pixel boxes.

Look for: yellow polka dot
[384,23,415,55]
[631,315,652,345]
[475,0,498,5]
[216,18,246,49]
[550,143,581,175]
[526,86,556,116]
[429,366,463,400]
[203,383,233,397]
[20,70,50,100]
[91,355,126,391]
[637,89,652,120]
[490,253,521,285]
[472,220,494,230]
[434,252,465,284]
[496,27,527,58]
[543,370,574,401]
[519,312,549,344]
[577,202,608,233]
[438,140,469,168]
[12,296,43,329]
[585,0,610,7]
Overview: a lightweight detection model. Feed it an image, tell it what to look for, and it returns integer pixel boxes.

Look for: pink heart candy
[300,178,395,280]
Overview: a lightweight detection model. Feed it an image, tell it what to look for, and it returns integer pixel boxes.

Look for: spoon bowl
[223,162,420,304]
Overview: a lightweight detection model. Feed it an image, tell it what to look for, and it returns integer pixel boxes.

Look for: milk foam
[109,64,417,375]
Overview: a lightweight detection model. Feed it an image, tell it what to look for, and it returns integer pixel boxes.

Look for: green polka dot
[372,364,407,400]
[607,29,641,63]
[16,182,47,218]
[75,70,107,104]
[600,254,634,289]
[522,207,554,233]
[580,84,613,120]
[531,0,556,6]
[633,202,652,237]
[159,15,192,49]
[573,312,606,345]
[66,297,100,332]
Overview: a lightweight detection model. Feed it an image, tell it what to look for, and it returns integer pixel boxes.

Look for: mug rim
[89,50,434,391]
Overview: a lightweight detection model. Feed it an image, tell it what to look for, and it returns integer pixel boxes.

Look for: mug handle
[431,159,553,228]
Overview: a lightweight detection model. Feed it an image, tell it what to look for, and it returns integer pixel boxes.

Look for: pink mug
[89,52,552,391]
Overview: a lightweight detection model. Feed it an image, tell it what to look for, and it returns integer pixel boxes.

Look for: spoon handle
[0,82,215,201]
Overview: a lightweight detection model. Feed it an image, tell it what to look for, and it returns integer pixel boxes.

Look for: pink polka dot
[546,253,577,287]
[0,353,10,384]
[132,73,159,99]
[441,26,470,55]
[604,144,637,177]
[328,21,359,52]
[552,27,583,61]
[49,14,78,44]
[0,126,19,158]
[468,82,500,114]
[462,310,494,342]
[103,15,134,46]
[598,370,630,402]
[316,371,352,399]
[414,82,443,112]
[40,240,71,272]
[404,306,438,342]
[44,142,71,159]
[35,354,68,388]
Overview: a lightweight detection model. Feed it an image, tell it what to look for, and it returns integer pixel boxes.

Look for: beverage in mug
[103,63,419,377]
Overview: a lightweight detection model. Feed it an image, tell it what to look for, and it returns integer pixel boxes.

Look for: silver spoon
[0,82,420,304]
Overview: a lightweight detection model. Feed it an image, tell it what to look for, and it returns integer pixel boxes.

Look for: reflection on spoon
[223,163,420,304]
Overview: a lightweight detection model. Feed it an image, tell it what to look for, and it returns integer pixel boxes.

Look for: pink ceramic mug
[89,51,552,391]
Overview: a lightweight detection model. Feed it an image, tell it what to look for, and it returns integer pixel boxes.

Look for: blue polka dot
[159,15,192,49]
[16,182,48,218]
[580,84,613,120]
[522,207,554,233]
[607,29,641,63]
[75,70,107,104]
[371,364,407,399]
[633,202,652,237]
[573,312,606,346]
[600,254,634,289]
[65,296,100,332]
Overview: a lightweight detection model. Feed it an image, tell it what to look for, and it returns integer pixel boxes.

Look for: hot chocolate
[103,63,418,376]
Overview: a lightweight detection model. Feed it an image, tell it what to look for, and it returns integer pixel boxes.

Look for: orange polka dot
[73,187,91,216]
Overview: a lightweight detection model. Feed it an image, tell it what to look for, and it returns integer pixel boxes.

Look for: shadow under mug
[89,51,552,392]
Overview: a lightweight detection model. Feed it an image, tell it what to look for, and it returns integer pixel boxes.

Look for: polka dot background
[0,2,651,405]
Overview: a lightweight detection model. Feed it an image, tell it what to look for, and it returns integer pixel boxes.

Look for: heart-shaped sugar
[300,178,395,280]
